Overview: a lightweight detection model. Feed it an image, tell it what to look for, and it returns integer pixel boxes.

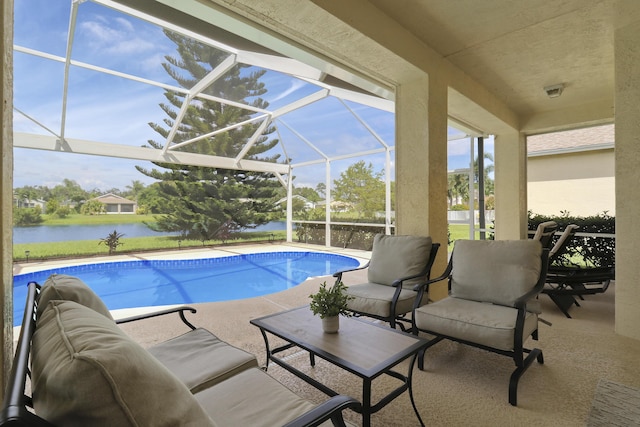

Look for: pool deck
[13,241,372,276]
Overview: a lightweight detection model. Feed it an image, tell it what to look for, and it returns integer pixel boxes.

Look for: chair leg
[417,336,444,371]
[547,293,576,318]
[508,348,542,406]
[417,348,426,371]
[389,317,396,329]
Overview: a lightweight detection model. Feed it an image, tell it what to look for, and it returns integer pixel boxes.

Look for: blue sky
[13,0,492,193]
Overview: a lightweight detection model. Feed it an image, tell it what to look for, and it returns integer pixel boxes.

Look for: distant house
[315,199,352,212]
[92,193,137,214]
[527,124,614,216]
[275,195,316,210]
[13,195,45,210]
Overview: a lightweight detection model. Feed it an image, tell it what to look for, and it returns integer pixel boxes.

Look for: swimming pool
[12,251,360,326]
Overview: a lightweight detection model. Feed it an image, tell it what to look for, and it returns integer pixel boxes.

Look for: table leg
[408,352,425,427]
[257,328,271,370]
[362,378,372,427]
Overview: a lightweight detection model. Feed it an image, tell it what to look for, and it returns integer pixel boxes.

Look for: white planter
[322,316,339,333]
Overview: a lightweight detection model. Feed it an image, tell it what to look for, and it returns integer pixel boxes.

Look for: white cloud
[78,19,156,56]
[269,80,306,104]
[13,148,157,190]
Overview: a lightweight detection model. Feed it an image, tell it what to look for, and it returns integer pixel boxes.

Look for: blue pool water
[12,251,360,326]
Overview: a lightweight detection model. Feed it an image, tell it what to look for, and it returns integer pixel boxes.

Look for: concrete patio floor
[13,242,640,426]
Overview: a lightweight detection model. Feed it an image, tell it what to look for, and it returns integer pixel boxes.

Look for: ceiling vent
[544,84,565,98]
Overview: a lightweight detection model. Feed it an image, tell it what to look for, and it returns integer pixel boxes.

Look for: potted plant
[309,281,353,333]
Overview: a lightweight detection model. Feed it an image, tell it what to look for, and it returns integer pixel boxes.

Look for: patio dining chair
[412,239,549,406]
[333,234,439,330]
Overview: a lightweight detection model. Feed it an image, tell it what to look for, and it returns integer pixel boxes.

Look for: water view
[13,221,287,244]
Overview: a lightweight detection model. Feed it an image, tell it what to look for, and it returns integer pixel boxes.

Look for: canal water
[13,221,287,244]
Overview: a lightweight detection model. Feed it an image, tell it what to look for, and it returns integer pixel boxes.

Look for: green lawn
[14,230,288,261]
[41,214,156,226]
[448,224,494,251]
[14,219,485,261]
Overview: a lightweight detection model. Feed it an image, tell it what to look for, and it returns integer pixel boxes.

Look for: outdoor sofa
[0,274,358,427]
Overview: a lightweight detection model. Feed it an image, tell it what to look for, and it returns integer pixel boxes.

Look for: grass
[448,224,491,250]
[40,214,156,226]
[13,219,483,262]
[14,230,287,262]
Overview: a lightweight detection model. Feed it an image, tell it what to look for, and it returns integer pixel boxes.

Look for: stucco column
[493,130,528,240]
[614,14,640,340]
[1,0,14,392]
[395,71,448,299]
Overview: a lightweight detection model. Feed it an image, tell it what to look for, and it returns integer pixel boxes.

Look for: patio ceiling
[13,0,476,184]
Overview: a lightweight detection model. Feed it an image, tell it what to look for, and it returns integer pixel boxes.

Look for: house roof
[275,195,313,205]
[527,124,614,156]
[93,193,136,205]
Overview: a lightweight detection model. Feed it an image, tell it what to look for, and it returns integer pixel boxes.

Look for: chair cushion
[32,300,216,427]
[450,239,542,307]
[149,327,258,393]
[414,297,538,351]
[367,234,433,288]
[345,282,419,318]
[195,367,351,427]
[37,273,113,320]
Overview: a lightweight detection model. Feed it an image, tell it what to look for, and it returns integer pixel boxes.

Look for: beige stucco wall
[395,73,449,300]
[528,149,615,216]
[614,14,640,340]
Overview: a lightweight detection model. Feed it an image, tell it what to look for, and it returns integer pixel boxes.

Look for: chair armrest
[514,287,543,311]
[114,305,197,330]
[282,395,360,427]
[412,261,452,293]
[394,242,441,288]
[391,271,429,288]
[412,272,450,294]
[333,262,370,279]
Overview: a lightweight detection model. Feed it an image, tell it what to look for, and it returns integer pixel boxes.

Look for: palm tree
[447,172,470,207]
[125,180,146,200]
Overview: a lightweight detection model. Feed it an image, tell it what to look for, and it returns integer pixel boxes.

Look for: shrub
[450,204,468,211]
[528,211,615,269]
[81,199,106,215]
[55,206,72,218]
[99,230,125,255]
[14,207,44,226]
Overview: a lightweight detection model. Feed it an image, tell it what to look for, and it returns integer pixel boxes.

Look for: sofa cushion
[345,282,420,317]
[32,300,216,427]
[413,297,538,351]
[149,327,258,393]
[37,274,113,320]
[367,234,433,288]
[195,367,350,427]
[450,239,542,307]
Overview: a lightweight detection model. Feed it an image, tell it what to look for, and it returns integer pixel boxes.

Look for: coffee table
[250,306,427,427]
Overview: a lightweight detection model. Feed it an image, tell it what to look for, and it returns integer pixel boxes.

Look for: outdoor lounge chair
[333,234,439,330]
[531,220,558,249]
[542,224,614,317]
[412,239,549,406]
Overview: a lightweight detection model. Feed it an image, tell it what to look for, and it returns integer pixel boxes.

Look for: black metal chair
[333,234,439,330]
[412,239,549,406]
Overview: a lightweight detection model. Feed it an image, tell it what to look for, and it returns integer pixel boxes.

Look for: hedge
[528,211,615,269]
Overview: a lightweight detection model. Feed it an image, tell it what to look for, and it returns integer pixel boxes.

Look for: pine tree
[137,31,282,241]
